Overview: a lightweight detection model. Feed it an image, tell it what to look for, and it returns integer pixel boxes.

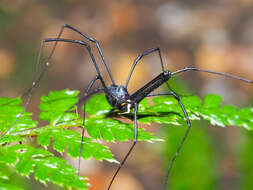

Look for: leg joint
[172,92,180,100]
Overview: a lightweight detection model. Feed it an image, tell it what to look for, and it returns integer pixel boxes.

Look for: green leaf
[39,89,79,125]
[181,95,202,108]
[138,114,183,126]
[1,90,253,190]
[0,135,24,145]
[132,94,253,130]
[85,117,162,142]
[36,127,117,163]
[203,94,222,108]
[0,97,37,135]
[85,94,112,116]
[0,144,88,189]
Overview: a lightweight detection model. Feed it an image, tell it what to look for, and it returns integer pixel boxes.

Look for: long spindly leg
[10,88,104,137]
[125,48,165,88]
[107,103,139,190]
[78,75,102,174]
[0,39,47,138]
[43,38,107,88]
[56,24,115,85]
[10,76,104,175]
[147,92,191,190]
[172,67,253,84]
[0,38,107,138]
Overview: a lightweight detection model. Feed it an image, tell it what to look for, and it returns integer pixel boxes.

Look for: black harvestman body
[0,24,253,190]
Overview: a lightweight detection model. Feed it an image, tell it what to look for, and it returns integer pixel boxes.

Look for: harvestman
[1,24,252,190]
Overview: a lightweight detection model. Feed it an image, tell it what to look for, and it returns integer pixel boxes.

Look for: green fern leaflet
[0,89,252,189]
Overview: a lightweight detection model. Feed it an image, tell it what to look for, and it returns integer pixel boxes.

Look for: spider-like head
[105,85,131,111]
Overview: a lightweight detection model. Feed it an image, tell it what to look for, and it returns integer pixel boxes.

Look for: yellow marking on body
[119,100,132,114]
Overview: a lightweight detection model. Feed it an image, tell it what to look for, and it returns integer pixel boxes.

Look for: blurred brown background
[1,0,253,189]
